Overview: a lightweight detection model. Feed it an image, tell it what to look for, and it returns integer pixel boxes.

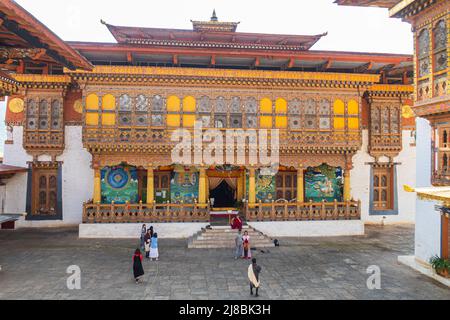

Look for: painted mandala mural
[101,165,139,204]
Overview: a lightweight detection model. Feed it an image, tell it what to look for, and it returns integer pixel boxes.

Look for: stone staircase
[188,225,275,249]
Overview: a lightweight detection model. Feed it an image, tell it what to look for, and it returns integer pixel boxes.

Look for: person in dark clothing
[132,248,145,284]
[248,258,262,297]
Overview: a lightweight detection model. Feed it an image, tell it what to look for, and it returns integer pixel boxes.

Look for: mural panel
[170,167,199,203]
[305,164,343,202]
[101,165,139,204]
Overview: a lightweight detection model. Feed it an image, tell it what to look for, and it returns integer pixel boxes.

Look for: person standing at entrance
[235,229,243,260]
[242,231,252,259]
[132,248,144,284]
[248,258,261,297]
[150,233,159,261]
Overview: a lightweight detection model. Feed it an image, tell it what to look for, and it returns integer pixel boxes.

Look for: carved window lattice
[418,28,431,78]
[151,95,165,127]
[370,103,401,150]
[436,127,450,179]
[433,20,447,73]
[25,97,64,148]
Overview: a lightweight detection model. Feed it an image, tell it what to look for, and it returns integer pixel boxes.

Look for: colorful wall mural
[101,165,139,204]
[305,164,343,202]
[246,170,276,203]
[170,166,199,203]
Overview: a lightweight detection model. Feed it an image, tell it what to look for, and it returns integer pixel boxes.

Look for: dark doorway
[210,180,236,208]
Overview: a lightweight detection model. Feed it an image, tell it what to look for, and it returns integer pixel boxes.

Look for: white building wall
[3,126,31,215]
[352,129,416,224]
[414,117,441,263]
[3,126,93,227]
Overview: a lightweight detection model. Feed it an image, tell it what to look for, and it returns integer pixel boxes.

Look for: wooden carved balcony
[83,201,210,223]
[244,200,361,222]
[83,127,362,153]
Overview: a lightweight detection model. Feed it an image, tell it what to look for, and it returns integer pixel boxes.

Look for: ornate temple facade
[336,0,449,268]
[1,1,417,237]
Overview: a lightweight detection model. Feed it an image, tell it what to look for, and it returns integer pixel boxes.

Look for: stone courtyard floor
[0,225,448,300]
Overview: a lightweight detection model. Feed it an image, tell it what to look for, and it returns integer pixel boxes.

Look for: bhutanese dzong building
[0,1,417,238]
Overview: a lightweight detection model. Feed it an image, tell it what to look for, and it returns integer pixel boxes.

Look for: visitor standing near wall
[150,233,159,261]
[132,248,145,284]
[248,258,262,297]
[140,224,147,250]
[235,229,243,260]
[144,238,150,259]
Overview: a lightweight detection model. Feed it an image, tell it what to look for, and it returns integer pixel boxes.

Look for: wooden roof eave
[69,41,413,65]
[0,0,93,71]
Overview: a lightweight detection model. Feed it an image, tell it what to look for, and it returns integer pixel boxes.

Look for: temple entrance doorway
[209,178,237,208]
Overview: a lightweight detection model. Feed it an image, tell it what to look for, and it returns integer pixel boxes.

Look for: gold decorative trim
[67,66,380,84]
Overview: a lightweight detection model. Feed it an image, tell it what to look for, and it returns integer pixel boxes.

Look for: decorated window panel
[319,99,331,130]
[304,98,317,129]
[198,96,212,113]
[418,28,430,78]
[151,95,165,127]
[244,97,257,114]
[371,107,381,134]
[390,108,400,134]
[230,97,241,114]
[246,115,258,129]
[50,100,62,130]
[381,108,390,134]
[118,94,132,126]
[433,19,447,73]
[230,114,242,128]
[38,99,49,129]
[198,96,212,127]
[215,96,228,114]
[214,114,227,128]
[289,116,302,130]
[135,94,148,112]
[26,99,38,130]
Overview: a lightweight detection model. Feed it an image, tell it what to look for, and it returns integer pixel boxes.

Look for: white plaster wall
[3,126,93,227]
[414,118,441,263]
[2,126,31,215]
[351,129,416,224]
[79,222,209,239]
[248,220,364,237]
[351,129,372,222]
[57,126,92,225]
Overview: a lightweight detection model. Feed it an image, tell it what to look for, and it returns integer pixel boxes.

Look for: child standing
[150,233,159,261]
[144,238,150,259]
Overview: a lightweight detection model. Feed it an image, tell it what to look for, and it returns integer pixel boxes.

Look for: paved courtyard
[0,225,448,300]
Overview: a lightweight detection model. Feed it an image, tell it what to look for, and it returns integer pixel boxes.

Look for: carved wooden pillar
[237,171,244,201]
[297,164,304,203]
[199,166,207,204]
[343,161,353,202]
[248,166,256,205]
[146,165,154,205]
[93,167,101,203]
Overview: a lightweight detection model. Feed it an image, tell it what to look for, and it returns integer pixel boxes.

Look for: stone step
[188,226,274,249]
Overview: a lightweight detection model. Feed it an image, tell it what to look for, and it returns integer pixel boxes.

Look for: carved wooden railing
[83,201,210,223]
[244,200,361,222]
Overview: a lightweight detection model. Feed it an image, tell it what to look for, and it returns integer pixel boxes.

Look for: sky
[0,0,414,155]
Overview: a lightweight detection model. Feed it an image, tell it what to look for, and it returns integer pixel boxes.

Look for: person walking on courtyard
[140,224,147,250]
[242,230,252,259]
[235,229,243,260]
[150,232,159,261]
[248,258,262,297]
[132,248,145,284]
